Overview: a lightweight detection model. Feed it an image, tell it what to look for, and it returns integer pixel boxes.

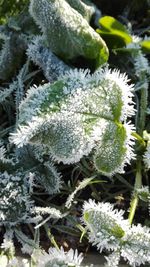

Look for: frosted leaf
[27,36,71,82]
[65,0,95,22]
[10,67,135,174]
[35,161,62,194]
[15,229,38,255]
[94,122,135,176]
[136,186,150,202]
[32,207,62,218]
[0,171,34,226]
[29,0,108,67]
[32,247,83,267]
[134,51,150,77]
[1,229,14,253]
[0,141,14,165]
[29,112,95,164]
[0,81,17,103]
[82,199,129,252]
[65,177,94,208]
[0,32,27,80]
[121,224,150,266]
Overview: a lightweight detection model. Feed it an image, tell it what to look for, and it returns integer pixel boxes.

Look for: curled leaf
[97,16,132,49]
[29,0,108,68]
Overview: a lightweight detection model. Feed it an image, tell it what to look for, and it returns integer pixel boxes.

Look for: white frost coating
[82,200,150,266]
[27,36,71,82]
[66,0,95,22]
[134,50,150,77]
[122,224,150,266]
[0,171,34,226]
[94,122,136,176]
[105,251,121,267]
[82,199,129,252]
[10,67,136,174]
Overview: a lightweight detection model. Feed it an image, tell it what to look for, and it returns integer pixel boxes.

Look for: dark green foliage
[0,0,29,24]
[97,16,132,49]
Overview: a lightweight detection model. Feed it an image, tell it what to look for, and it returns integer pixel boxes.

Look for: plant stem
[131,132,146,147]
[137,79,148,137]
[128,78,148,224]
[44,224,59,250]
[128,159,142,225]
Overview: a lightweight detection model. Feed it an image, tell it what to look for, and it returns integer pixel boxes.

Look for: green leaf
[29,0,109,68]
[94,122,127,175]
[97,16,132,49]
[140,39,150,54]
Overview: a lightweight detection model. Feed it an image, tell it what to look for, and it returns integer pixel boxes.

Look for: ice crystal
[82,199,129,252]
[32,206,62,218]
[104,251,121,267]
[33,247,83,267]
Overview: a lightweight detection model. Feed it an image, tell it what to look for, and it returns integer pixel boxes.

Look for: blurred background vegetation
[0,0,29,24]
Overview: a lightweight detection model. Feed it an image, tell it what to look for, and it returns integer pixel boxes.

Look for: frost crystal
[33,247,83,267]
[104,251,121,267]
[82,200,150,266]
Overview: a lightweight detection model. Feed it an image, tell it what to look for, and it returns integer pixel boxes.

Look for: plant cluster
[0,0,150,266]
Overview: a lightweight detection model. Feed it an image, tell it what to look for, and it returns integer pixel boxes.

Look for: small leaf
[97,16,132,49]
[82,200,129,252]
[94,123,128,176]
[140,39,150,54]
